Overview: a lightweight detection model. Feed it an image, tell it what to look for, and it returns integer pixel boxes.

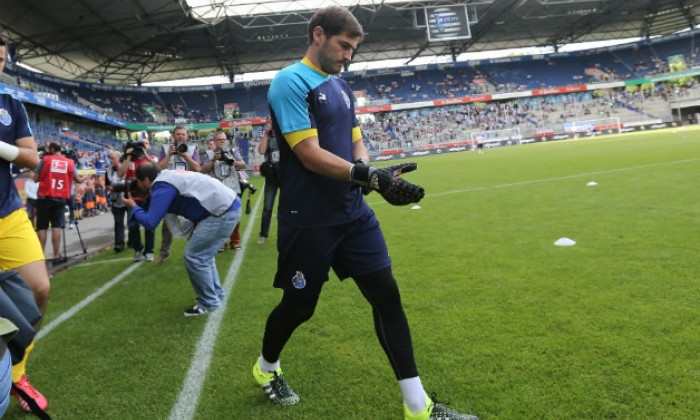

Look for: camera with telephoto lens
[122,140,145,161]
[215,148,236,166]
[239,178,256,195]
[112,178,139,196]
[176,142,189,154]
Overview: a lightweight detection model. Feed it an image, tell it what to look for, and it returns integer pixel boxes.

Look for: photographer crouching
[122,163,241,316]
[201,130,252,251]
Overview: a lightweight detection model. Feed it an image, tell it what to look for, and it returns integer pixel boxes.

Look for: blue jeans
[0,348,11,418]
[259,176,279,239]
[184,209,240,310]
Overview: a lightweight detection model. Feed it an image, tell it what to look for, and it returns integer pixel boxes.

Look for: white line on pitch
[76,257,134,267]
[169,192,264,420]
[37,262,143,341]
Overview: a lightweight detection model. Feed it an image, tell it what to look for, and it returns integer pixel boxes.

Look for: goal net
[564,117,622,135]
[470,127,522,146]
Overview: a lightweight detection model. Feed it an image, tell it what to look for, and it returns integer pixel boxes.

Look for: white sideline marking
[36,262,143,341]
[77,257,134,267]
[169,193,264,420]
[368,157,700,205]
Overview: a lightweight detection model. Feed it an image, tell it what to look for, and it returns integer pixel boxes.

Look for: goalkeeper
[251,6,477,420]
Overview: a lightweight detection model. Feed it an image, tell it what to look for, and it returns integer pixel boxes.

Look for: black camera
[239,178,257,195]
[123,140,145,160]
[215,148,236,165]
[64,148,79,163]
[112,178,139,195]
[176,142,189,154]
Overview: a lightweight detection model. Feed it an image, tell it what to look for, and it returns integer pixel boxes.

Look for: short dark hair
[48,142,62,154]
[308,6,363,45]
[135,162,160,182]
[173,125,187,132]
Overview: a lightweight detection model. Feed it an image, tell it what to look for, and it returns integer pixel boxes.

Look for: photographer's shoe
[145,253,154,262]
[134,251,143,262]
[183,304,213,316]
[231,240,242,250]
[11,374,48,412]
[404,395,479,420]
[257,236,266,244]
[253,359,299,406]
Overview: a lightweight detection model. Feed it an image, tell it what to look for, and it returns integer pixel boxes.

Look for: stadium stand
[3,31,696,125]
[0,31,697,158]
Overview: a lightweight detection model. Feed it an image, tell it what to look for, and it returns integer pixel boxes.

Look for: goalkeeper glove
[350,160,425,206]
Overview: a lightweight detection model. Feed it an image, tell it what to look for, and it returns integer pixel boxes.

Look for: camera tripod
[58,219,87,264]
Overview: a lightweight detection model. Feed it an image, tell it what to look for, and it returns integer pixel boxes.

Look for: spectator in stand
[23,171,39,228]
[156,126,201,263]
[34,142,84,261]
[119,137,158,262]
[106,151,126,253]
[257,117,280,244]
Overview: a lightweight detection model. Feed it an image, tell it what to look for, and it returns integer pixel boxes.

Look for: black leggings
[261,267,418,380]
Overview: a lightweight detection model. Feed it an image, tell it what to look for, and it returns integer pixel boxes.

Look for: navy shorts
[274,209,391,295]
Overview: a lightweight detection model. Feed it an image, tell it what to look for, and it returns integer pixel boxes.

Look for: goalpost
[565,117,622,135]
[469,127,522,147]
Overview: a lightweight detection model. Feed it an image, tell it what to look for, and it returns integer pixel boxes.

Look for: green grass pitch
[6,126,699,419]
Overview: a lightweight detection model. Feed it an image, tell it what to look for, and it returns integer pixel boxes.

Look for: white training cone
[586,181,598,186]
[554,237,576,247]
[411,205,421,210]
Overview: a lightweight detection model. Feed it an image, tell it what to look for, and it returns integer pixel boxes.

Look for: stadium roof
[1,0,699,85]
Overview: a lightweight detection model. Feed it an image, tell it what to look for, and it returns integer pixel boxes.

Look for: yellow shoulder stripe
[285,128,318,148]
[352,126,362,143]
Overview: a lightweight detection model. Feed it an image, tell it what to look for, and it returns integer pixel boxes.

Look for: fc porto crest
[292,271,306,289]
[0,109,12,126]
[341,90,351,109]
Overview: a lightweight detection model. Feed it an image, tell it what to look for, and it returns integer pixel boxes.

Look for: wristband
[0,142,20,162]
[349,158,367,181]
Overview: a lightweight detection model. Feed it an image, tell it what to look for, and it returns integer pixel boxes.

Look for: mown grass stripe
[36,262,143,341]
[428,157,700,197]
